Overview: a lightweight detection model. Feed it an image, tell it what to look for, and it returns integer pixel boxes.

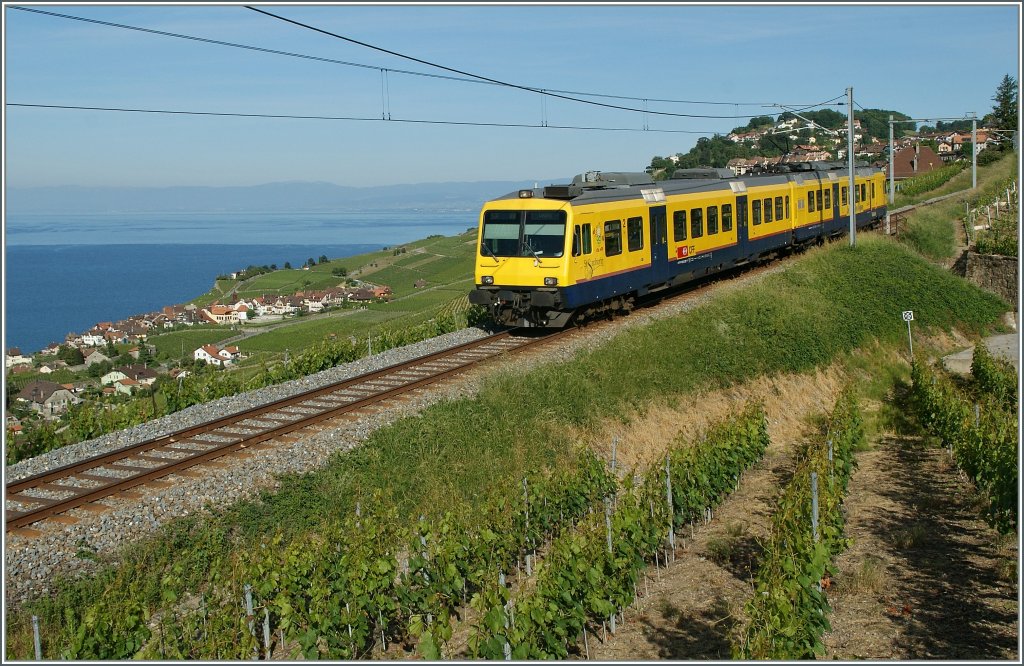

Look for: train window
[823,190,831,210]
[784,196,790,220]
[752,199,762,225]
[707,206,718,235]
[807,192,815,213]
[524,210,567,257]
[605,221,622,256]
[572,225,582,257]
[722,204,733,232]
[627,216,644,252]
[763,198,773,224]
[690,208,703,238]
[815,190,823,212]
[582,223,592,254]
[871,182,875,199]
[673,210,687,242]
[774,196,784,221]
[860,183,866,202]
[841,186,848,206]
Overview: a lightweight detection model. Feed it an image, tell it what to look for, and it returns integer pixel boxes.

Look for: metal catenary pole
[971,113,978,189]
[847,86,857,247]
[888,114,895,206]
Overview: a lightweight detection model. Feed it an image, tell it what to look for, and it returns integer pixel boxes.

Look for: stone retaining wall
[953,251,1019,308]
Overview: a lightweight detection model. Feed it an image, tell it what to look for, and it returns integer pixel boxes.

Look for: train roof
[491,161,881,206]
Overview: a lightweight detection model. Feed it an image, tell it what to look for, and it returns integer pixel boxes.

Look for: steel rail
[5,330,559,531]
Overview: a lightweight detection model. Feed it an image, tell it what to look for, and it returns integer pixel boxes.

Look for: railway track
[5,330,566,533]
[5,214,907,536]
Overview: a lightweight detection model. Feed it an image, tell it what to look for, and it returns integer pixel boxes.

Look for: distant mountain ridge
[6,179,564,214]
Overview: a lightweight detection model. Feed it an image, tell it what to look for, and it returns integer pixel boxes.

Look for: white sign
[902,310,914,322]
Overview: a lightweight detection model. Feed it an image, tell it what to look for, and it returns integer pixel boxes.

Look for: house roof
[115,364,158,380]
[7,347,22,356]
[17,380,66,403]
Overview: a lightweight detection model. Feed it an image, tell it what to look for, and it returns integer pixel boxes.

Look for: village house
[114,377,141,396]
[101,364,158,387]
[6,347,31,369]
[83,349,112,367]
[16,380,81,418]
[194,344,240,367]
[890,144,944,180]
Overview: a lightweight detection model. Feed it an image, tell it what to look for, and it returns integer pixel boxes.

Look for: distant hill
[5,179,564,214]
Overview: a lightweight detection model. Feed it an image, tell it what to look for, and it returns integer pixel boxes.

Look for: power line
[11,4,834,112]
[5,102,718,133]
[245,5,842,120]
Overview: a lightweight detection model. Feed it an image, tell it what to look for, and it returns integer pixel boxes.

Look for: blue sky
[3,2,1021,188]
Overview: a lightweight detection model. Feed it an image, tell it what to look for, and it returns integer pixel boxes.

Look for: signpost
[903,310,914,358]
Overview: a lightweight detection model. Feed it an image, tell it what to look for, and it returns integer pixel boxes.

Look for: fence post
[244,584,258,659]
[828,439,834,485]
[605,497,613,554]
[810,472,819,543]
[263,607,272,660]
[523,478,529,543]
[664,455,675,557]
[32,615,41,661]
[500,572,511,660]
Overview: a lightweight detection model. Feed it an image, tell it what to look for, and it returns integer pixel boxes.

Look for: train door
[736,195,749,247]
[649,205,669,283]
[832,183,841,234]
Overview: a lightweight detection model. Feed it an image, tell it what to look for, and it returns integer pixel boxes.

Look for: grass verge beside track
[6,234,1009,659]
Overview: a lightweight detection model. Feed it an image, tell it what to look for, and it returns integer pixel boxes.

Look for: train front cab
[469,194,574,327]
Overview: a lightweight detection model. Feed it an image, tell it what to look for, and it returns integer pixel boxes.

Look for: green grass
[147,327,238,361]
[11,232,1008,662]
[895,151,1017,260]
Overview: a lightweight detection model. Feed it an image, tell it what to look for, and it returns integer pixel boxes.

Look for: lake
[4,211,478,353]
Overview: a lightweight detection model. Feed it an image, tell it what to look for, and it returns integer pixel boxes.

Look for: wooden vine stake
[665,454,675,561]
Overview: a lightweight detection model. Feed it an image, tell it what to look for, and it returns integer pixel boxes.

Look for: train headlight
[543,277,558,286]
[518,189,534,198]
[482,276,494,285]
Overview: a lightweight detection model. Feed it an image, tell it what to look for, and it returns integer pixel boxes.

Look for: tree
[990,74,1018,131]
[57,344,85,366]
[318,255,329,264]
[284,261,292,270]
[306,257,316,267]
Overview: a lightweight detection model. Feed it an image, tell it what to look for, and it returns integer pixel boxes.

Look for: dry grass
[572,365,849,476]
[892,522,929,550]
[836,555,888,598]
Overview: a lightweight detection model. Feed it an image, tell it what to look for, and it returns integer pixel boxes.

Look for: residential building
[6,347,31,368]
[16,380,81,418]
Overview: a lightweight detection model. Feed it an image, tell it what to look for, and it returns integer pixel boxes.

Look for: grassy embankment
[894,151,1017,260]
[7,229,1009,659]
[149,233,477,361]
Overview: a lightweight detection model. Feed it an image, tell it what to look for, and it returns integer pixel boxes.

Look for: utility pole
[970,112,978,189]
[847,87,856,247]
[888,114,895,205]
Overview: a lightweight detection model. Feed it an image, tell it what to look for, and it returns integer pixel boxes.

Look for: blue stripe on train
[559,208,884,309]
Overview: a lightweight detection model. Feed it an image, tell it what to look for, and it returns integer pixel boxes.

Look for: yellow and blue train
[469,161,887,327]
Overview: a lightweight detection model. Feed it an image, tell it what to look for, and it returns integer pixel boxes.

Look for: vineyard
[6,232,1013,660]
[5,310,472,465]
[910,346,1018,534]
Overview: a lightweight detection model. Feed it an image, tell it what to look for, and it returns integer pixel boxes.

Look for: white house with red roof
[194,344,240,366]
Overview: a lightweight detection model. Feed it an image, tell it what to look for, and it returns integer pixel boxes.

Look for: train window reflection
[482,210,566,258]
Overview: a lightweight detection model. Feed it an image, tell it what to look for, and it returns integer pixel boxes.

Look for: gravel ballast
[4,264,783,608]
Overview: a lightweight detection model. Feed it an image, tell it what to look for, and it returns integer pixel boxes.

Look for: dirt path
[823,432,1019,660]
[583,370,842,660]
[583,378,1019,661]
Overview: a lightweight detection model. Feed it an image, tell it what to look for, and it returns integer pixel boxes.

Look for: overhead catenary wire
[5,102,719,133]
[8,4,835,111]
[245,5,844,120]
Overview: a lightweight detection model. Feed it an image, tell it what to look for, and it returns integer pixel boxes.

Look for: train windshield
[482,210,566,258]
